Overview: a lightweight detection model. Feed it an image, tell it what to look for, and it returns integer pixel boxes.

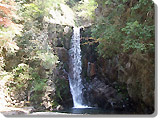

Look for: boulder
[83,77,121,109]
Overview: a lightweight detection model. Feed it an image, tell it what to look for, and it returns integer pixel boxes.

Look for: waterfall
[68,27,87,108]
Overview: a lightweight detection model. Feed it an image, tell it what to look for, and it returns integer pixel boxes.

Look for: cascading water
[68,27,87,108]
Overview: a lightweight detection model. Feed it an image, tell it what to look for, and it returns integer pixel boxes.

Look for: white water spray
[68,27,88,108]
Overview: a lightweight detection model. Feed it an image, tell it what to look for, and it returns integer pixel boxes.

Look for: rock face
[83,77,117,107]
[92,1,154,113]
[80,26,154,113]
[87,62,96,77]
[82,77,134,111]
[117,53,155,113]
[48,24,73,50]
[54,63,73,109]
[47,24,73,109]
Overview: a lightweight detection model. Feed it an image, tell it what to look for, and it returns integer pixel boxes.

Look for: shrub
[6,63,31,101]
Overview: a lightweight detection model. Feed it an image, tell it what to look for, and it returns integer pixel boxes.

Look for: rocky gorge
[0,0,155,116]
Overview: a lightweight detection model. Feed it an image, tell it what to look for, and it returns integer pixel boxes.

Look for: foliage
[30,71,47,103]
[15,0,59,71]
[0,0,22,73]
[13,0,60,106]
[45,0,75,26]
[55,77,71,104]
[92,24,123,58]
[74,0,98,18]
[5,63,32,101]
[36,52,59,71]
[91,0,154,58]
[5,63,48,104]
[121,21,154,52]
[1,0,60,107]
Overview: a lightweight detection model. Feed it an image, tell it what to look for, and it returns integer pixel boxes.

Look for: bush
[5,63,47,106]
[91,0,154,58]
[6,63,32,101]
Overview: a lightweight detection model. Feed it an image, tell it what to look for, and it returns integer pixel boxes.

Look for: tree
[91,0,154,58]
[0,0,22,73]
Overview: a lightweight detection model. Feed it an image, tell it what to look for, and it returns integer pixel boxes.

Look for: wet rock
[83,77,121,109]
[56,105,64,111]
